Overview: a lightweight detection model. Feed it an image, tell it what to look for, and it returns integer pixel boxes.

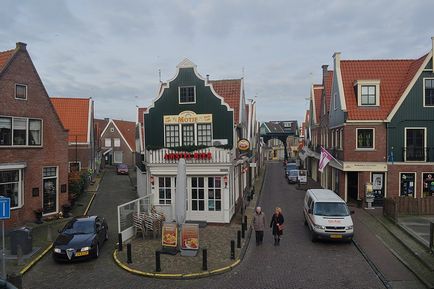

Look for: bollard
[127,243,132,264]
[202,248,208,271]
[237,230,241,248]
[230,240,235,260]
[244,215,248,226]
[241,226,245,239]
[118,233,123,251]
[156,251,161,272]
[430,222,434,254]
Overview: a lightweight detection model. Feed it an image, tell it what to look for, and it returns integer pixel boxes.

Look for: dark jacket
[270,213,284,236]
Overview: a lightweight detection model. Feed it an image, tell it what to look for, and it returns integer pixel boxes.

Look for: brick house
[0,42,69,226]
[50,97,95,173]
[99,119,136,167]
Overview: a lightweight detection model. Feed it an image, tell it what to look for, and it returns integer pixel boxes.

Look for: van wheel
[310,231,317,242]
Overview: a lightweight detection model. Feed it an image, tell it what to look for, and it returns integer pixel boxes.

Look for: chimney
[321,64,329,85]
[206,74,209,82]
[432,37,434,72]
[16,42,27,51]
[333,52,341,73]
[104,118,109,122]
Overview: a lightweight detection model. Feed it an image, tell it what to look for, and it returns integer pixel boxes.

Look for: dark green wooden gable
[387,57,434,162]
[144,67,234,148]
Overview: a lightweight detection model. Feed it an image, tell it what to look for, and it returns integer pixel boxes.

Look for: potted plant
[34,208,43,224]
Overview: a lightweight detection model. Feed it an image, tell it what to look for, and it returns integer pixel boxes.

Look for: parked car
[303,189,354,242]
[287,169,299,184]
[116,163,129,175]
[53,216,108,262]
[285,162,297,177]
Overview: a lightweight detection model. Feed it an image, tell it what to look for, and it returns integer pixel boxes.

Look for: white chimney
[432,37,434,72]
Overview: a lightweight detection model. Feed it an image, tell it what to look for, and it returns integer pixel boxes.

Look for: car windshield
[63,219,95,235]
[286,164,297,170]
[118,164,128,169]
[313,202,350,216]
[289,170,298,176]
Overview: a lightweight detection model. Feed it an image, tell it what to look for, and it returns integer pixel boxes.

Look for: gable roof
[209,79,242,124]
[50,97,92,143]
[112,119,136,152]
[340,56,426,120]
[324,70,334,113]
[0,49,15,73]
[312,84,323,124]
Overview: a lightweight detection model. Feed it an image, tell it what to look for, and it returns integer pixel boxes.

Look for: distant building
[260,120,299,160]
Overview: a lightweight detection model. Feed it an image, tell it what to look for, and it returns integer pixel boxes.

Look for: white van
[303,189,354,242]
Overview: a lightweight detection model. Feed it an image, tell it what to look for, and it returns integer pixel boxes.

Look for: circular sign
[237,139,250,151]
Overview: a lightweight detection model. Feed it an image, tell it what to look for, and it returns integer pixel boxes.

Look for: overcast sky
[1,0,433,123]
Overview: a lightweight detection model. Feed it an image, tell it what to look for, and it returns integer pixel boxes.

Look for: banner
[162,223,178,248]
[319,146,333,173]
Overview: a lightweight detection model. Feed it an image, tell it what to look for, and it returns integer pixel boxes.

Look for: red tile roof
[0,49,15,72]
[51,97,91,143]
[341,55,427,120]
[209,79,242,124]
[137,107,147,124]
[113,119,136,152]
[324,70,334,112]
[312,84,323,124]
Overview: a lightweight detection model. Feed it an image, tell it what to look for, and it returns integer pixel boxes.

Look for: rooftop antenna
[158,69,162,83]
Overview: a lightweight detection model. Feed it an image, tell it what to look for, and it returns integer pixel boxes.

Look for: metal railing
[402,147,430,162]
[146,147,232,164]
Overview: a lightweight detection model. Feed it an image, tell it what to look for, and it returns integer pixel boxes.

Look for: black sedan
[53,216,108,262]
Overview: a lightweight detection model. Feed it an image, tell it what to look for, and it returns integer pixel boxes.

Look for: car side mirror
[308,208,313,214]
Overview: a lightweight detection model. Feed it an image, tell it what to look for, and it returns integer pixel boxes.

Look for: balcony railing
[402,147,430,162]
[146,147,233,164]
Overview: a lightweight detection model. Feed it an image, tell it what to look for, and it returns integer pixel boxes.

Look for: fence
[383,196,434,221]
[117,194,153,242]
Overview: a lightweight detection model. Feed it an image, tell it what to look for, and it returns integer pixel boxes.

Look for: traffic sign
[0,198,11,220]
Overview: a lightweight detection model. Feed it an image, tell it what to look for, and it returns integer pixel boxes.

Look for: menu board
[181,224,199,250]
[161,223,178,248]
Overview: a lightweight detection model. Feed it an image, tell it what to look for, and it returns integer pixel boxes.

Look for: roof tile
[209,79,242,124]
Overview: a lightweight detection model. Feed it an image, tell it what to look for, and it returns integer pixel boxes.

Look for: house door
[43,167,58,214]
[347,172,358,201]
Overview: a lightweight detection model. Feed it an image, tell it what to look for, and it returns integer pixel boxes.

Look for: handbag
[277,224,285,231]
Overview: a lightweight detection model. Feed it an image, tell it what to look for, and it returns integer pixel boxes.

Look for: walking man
[253,206,266,245]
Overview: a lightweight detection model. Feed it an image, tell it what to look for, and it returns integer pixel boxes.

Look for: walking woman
[252,207,266,245]
[270,207,284,246]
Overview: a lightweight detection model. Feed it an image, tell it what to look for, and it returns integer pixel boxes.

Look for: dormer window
[179,86,196,104]
[354,80,380,106]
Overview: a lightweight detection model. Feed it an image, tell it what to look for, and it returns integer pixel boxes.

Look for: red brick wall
[68,145,92,170]
[100,123,135,167]
[342,124,387,162]
[0,46,69,228]
[387,164,434,198]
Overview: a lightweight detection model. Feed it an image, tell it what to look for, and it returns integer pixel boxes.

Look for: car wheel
[94,243,100,258]
[310,230,317,242]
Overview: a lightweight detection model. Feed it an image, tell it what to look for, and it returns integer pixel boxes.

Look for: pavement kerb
[84,192,97,216]
[396,221,431,250]
[112,164,268,280]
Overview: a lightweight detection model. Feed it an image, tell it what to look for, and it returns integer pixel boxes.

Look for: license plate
[75,251,89,257]
[330,234,342,239]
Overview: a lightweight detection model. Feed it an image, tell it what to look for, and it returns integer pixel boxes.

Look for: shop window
[356,128,374,150]
[197,124,212,146]
[165,125,179,147]
[400,173,415,197]
[158,177,172,204]
[208,177,222,211]
[422,173,434,197]
[191,177,205,211]
[43,167,57,214]
[0,170,22,208]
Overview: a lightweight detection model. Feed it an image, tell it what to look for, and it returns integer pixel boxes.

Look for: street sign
[0,198,11,220]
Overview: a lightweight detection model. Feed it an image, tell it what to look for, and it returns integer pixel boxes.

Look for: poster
[181,223,199,250]
[161,222,178,248]
[372,173,383,190]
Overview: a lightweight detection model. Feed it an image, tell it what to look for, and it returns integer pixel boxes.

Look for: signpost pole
[0,197,11,280]
[2,220,5,279]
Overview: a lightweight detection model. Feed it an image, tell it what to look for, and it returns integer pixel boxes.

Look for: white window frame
[157,176,174,205]
[399,172,417,198]
[113,151,123,164]
[164,124,180,147]
[355,80,380,107]
[404,127,427,162]
[0,169,23,209]
[104,138,111,147]
[15,84,27,100]
[68,161,81,173]
[356,128,375,151]
[178,86,196,104]
[42,166,59,215]
[0,116,43,148]
[197,123,212,146]
[422,78,434,107]
[114,138,121,147]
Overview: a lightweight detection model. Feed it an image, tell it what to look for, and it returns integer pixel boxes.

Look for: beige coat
[253,212,266,231]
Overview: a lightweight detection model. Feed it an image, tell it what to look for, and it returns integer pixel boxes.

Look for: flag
[319,146,333,172]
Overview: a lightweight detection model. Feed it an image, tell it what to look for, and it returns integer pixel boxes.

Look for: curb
[396,222,430,250]
[112,249,241,280]
[84,192,96,216]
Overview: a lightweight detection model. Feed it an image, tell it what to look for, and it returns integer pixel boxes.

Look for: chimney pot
[16,42,27,51]
[206,74,209,82]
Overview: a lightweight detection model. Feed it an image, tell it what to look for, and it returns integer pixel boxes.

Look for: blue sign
[0,198,11,220]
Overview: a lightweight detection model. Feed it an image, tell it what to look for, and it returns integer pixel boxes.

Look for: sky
[1,0,433,124]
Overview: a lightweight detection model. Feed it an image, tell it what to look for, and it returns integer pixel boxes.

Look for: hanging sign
[237,139,250,151]
[162,223,178,248]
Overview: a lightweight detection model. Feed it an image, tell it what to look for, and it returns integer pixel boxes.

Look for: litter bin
[10,227,32,255]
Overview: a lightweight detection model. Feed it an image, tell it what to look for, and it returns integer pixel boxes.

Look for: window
[208,177,222,211]
[13,118,27,145]
[191,177,205,211]
[283,122,291,128]
[197,124,212,146]
[69,162,81,172]
[158,177,172,204]
[0,170,22,208]
[165,125,179,147]
[113,151,123,163]
[357,128,374,149]
[104,138,111,147]
[110,127,114,132]
[424,79,434,106]
[405,128,425,161]
[114,138,120,147]
[179,86,195,103]
[0,117,12,145]
[15,84,27,100]
[43,167,57,214]
[182,124,195,146]
[28,119,41,145]
[361,85,377,105]
[400,173,415,197]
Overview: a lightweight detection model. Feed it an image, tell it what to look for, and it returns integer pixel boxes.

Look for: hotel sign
[164,111,212,124]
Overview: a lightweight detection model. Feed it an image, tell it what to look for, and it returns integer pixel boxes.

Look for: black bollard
[430,222,434,253]
[230,240,235,260]
[156,251,161,272]
[118,233,123,251]
[202,248,208,271]
[241,226,245,239]
[127,243,132,264]
[244,215,248,226]
[237,230,241,248]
